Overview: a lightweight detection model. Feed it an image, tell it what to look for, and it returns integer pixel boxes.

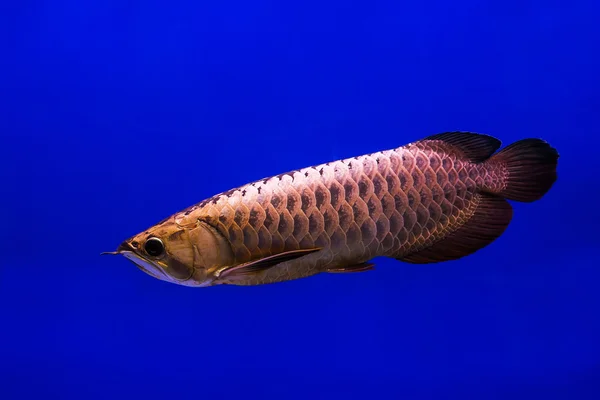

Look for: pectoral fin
[218,248,322,279]
[326,262,375,273]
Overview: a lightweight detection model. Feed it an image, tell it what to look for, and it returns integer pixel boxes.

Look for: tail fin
[488,138,559,202]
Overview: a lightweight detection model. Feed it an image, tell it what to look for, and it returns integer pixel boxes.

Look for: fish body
[107,132,558,287]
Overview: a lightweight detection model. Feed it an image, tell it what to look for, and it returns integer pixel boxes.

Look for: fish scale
[174,140,481,283]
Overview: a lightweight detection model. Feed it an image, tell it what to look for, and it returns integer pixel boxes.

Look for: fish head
[107,218,234,287]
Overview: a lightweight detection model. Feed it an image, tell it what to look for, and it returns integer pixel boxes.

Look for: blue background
[1,1,599,399]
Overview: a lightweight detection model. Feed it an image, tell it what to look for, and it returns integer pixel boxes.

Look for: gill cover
[106,218,235,286]
[128,228,195,282]
[143,220,235,285]
[188,221,235,274]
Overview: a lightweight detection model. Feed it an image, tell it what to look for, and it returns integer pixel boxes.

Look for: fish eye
[144,237,165,257]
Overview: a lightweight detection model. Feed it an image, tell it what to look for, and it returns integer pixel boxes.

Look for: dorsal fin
[397,193,513,264]
[421,131,502,162]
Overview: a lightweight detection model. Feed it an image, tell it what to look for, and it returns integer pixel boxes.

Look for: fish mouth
[100,241,135,255]
[122,252,169,280]
[102,241,168,280]
[102,241,205,286]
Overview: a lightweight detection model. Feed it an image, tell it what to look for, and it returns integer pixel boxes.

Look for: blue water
[1,1,599,399]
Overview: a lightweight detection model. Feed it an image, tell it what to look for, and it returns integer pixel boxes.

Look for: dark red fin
[326,262,375,273]
[422,131,502,162]
[218,248,321,278]
[488,138,559,202]
[398,194,513,264]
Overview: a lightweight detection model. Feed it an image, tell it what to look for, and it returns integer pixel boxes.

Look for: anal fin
[326,262,375,273]
[399,194,513,264]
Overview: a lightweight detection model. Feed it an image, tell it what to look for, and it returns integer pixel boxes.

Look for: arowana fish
[103,132,558,287]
